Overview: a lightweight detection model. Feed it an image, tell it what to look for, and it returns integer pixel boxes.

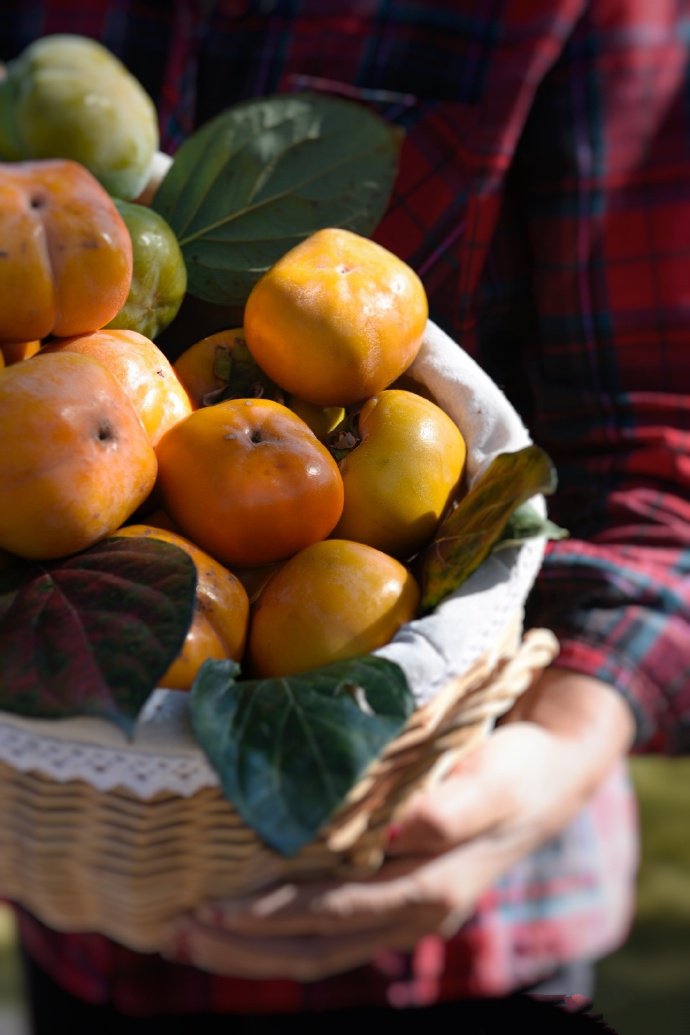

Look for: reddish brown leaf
[0,537,197,734]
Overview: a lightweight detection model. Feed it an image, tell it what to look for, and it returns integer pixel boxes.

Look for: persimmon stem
[326,409,361,461]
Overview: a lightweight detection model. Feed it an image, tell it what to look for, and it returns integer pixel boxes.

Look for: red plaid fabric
[4,0,688,1014]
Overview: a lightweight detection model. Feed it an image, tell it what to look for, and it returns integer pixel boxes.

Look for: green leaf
[190,655,415,856]
[419,445,558,613]
[0,537,197,735]
[152,93,403,307]
[493,501,569,552]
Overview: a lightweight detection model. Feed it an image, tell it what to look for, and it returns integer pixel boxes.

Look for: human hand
[163,666,635,980]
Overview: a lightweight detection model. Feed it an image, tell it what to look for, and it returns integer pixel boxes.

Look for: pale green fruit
[108,200,187,341]
[0,34,159,200]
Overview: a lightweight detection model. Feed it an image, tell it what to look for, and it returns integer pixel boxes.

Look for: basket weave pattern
[0,623,558,953]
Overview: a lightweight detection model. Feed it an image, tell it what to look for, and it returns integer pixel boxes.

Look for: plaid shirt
[4,0,689,1014]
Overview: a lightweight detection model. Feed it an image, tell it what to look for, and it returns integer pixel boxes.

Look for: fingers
[192,860,445,936]
[163,890,460,981]
[164,923,395,980]
[386,670,635,859]
[386,722,555,856]
[161,858,470,980]
[160,671,635,982]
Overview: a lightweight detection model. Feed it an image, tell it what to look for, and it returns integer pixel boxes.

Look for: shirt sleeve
[457,2,690,757]
[527,539,690,754]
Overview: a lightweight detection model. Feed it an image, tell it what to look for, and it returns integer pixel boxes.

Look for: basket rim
[0,321,550,800]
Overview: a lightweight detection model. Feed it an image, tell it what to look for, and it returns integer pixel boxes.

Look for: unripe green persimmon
[0,34,159,200]
[108,200,187,341]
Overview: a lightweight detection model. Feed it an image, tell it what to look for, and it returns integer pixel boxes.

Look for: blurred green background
[0,755,688,1034]
[593,755,690,1033]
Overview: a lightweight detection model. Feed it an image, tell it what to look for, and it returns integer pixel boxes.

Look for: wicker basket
[0,620,557,953]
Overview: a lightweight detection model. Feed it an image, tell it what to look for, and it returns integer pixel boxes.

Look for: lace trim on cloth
[0,321,547,798]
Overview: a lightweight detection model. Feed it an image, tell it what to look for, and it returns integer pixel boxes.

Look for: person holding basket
[3,0,689,1031]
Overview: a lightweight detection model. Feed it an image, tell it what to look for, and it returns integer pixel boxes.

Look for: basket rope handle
[451,627,560,727]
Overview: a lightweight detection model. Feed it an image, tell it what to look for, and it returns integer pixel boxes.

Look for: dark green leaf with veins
[190,655,414,856]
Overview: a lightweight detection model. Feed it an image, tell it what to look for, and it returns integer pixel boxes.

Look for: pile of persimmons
[0,157,467,688]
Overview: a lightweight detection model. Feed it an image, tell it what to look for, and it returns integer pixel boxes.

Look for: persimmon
[0,159,133,342]
[332,389,467,558]
[41,328,193,446]
[0,34,159,201]
[0,351,157,559]
[114,524,250,689]
[108,199,187,341]
[243,227,428,407]
[172,328,249,409]
[136,506,181,534]
[1,340,41,365]
[286,395,346,442]
[232,561,285,604]
[247,538,420,678]
[155,397,344,568]
[172,327,345,440]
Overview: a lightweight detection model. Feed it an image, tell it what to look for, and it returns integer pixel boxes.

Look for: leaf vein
[178,143,390,246]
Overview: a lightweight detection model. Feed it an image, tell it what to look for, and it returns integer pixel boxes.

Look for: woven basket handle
[452,627,559,727]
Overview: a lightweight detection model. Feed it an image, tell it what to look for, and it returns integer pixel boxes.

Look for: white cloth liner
[0,321,547,797]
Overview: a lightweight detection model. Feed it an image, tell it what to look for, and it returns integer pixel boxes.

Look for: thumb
[385,722,548,856]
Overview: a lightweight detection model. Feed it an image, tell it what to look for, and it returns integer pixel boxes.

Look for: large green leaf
[190,655,414,856]
[0,537,197,734]
[419,445,558,613]
[151,93,403,307]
